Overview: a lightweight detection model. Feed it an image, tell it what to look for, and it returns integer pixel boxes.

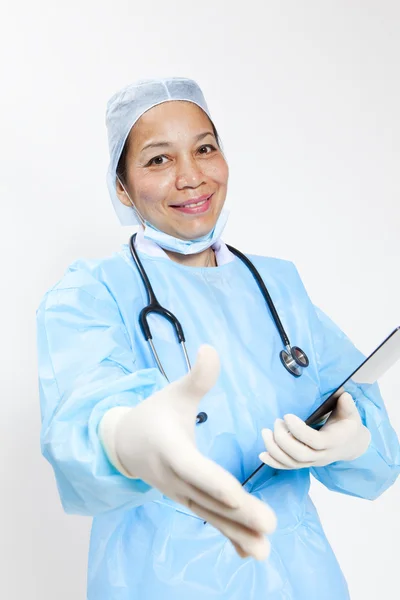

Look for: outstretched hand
[114,345,277,560]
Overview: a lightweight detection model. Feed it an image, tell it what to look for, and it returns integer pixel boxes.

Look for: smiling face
[116,101,229,240]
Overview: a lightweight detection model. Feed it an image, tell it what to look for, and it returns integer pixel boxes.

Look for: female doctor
[37,78,399,600]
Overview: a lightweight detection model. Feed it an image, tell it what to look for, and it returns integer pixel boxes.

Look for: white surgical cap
[106,77,213,226]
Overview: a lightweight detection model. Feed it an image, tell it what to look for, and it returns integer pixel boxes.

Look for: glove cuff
[98,407,137,479]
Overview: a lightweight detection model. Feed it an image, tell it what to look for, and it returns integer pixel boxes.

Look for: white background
[1,1,399,598]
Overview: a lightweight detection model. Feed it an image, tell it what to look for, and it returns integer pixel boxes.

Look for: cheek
[205,158,229,185]
[135,173,173,210]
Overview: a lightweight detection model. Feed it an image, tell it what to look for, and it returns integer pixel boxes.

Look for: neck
[164,246,216,268]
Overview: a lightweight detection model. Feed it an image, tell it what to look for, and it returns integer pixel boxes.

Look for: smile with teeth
[171,194,213,214]
[184,199,207,208]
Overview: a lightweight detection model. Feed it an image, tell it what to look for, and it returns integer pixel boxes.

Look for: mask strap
[117,176,145,226]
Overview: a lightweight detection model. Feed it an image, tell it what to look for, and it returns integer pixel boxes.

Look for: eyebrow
[140,131,215,153]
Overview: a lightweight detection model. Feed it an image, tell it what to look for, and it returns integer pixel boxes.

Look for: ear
[115,177,132,208]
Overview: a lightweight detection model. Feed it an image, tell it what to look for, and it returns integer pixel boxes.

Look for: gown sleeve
[36,268,166,517]
[308,305,400,500]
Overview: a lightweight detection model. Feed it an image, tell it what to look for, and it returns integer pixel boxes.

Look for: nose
[175,155,205,189]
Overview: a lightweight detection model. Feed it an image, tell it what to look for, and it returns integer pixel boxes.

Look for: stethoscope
[129,233,310,487]
[129,233,309,379]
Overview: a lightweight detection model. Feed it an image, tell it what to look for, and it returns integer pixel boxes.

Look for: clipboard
[306,326,400,429]
[242,326,400,488]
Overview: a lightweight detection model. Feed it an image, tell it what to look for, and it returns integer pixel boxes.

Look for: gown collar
[134,227,235,266]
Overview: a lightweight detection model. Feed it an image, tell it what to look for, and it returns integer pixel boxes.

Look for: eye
[147,155,168,167]
[198,144,216,155]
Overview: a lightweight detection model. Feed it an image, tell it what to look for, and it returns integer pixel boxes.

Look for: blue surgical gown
[36,244,399,599]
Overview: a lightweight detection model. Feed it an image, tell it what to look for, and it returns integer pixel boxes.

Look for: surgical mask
[118,177,229,255]
[142,209,229,255]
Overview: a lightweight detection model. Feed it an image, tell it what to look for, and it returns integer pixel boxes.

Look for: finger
[273,419,319,463]
[189,500,272,561]
[261,427,300,468]
[176,481,239,517]
[177,481,248,521]
[259,451,315,471]
[332,392,359,421]
[171,450,243,509]
[259,451,292,470]
[172,451,276,533]
[231,541,251,559]
[283,414,328,450]
[182,479,277,534]
[174,345,220,401]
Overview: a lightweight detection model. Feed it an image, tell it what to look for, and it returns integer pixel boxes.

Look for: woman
[37,77,399,600]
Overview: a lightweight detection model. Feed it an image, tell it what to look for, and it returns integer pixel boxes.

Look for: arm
[37,271,278,559]
[259,262,399,500]
[37,272,166,517]
[309,307,399,500]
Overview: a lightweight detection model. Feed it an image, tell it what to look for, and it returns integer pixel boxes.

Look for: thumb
[333,392,359,421]
[175,344,220,402]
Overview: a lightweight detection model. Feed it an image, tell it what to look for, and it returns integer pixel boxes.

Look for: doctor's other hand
[99,345,276,561]
[259,392,371,470]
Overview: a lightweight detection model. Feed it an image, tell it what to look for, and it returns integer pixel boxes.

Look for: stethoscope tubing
[226,244,291,349]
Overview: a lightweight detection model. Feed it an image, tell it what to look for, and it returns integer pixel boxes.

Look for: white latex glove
[99,345,276,561]
[259,392,371,470]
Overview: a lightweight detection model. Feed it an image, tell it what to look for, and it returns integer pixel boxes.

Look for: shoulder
[36,246,130,313]
[245,252,295,271]
[244,252,304,285]
[236,252,313,308]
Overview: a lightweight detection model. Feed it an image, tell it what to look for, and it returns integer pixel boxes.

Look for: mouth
[170,194,214,215]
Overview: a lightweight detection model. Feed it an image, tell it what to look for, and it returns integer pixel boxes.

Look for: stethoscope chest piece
[280,346,309,377]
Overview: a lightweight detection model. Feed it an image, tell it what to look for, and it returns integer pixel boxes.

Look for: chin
[178,215,218,239]
[176,224,214,241]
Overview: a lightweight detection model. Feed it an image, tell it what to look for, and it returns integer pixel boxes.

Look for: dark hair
[116,120,222,184]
